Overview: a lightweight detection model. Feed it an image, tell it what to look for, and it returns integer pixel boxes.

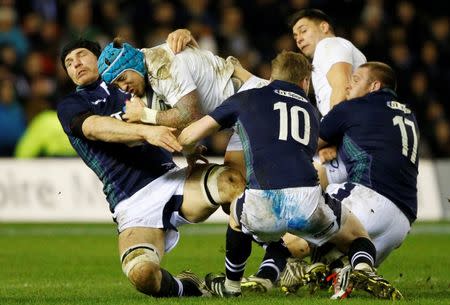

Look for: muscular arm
[327,62,352,109]
[156,90,203,129]
[82,115,182,152]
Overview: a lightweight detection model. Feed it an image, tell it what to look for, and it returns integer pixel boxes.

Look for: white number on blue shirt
[393,115,418,164]
[273,102,310,145]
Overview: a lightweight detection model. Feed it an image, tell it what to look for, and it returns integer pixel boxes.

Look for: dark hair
[360,62,397,91]
[60,38,101,71]
[288,9,335,33]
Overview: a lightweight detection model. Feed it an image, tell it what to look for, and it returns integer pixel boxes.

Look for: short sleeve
[314,38,353,75]
[209,95,241,129]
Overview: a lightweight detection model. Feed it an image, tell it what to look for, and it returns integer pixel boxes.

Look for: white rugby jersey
[312,37,366,116]
[141,44,236,114]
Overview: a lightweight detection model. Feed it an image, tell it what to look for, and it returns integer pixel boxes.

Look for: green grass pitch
[0,222,449,305]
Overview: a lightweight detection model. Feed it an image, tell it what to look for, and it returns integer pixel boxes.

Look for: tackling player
[282,62,416,300]
[178,51,402,300]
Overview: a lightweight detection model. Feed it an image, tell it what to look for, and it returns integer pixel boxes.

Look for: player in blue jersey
[57,38,245,299]
[320,61,417,297]
[178,51,401,299]
[281,62,414,299]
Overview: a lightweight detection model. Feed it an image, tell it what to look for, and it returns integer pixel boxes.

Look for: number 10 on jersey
[274,102,311,145]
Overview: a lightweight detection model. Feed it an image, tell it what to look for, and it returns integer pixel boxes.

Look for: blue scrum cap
[98,41,146,84]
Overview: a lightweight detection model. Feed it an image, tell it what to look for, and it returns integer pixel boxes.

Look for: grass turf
[0,222,449,305]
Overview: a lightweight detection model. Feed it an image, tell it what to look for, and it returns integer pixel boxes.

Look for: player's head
[347,62,397,99]
[61,38,101,86]
[288,9,335,58]
[98,37,147,97]
[271,51,312,93]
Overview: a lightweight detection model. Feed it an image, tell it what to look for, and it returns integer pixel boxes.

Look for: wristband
[141,108,158,124]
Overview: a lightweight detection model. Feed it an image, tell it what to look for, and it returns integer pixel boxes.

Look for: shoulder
[327,98,361,116]
[58,92,85,108]
[315,37,356,60]
[142,44,175,80]
[316,37,344,51]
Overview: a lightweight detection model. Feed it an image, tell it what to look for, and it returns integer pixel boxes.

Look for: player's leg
[206,190,289,297]
[223,134,246,177]
[118,227,205,297]
[204,195,251,297]
[114,168,210,298]
[282,233,310,258]
[180,163,245,223]
[328,183,411,267]
[325,196,402,300]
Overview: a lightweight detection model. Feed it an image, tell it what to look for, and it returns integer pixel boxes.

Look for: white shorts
[313,154,348,185]
[112,167,192,253]
[226,76,269,152]
[327,182,411,266]
[234,185,341,246]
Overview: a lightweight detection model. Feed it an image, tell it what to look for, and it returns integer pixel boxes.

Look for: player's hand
[167,29,199,54]
[123,97,145,123]
[184,145,209,176]
[318,146,337,163]
[142,126,182,152]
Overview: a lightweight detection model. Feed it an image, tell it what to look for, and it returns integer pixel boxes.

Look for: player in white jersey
[97,34,293,292]
[289,8,366,188]
[98,36,268,175]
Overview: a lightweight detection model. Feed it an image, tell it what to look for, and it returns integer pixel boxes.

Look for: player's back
[234,80,320,190]
[335,89,418,220]
[142,44,235,113]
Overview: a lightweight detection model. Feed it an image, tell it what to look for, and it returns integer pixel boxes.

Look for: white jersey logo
[386,101,411,114]
[274,89,308,103]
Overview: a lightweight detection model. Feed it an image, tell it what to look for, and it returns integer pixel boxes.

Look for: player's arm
[178,115,221,153]
[124,90,203,130]
[81,115,182,152]
[166,28,199,54]
[327,62,352,109]
[318,103,349,155]
[155,90,203,129]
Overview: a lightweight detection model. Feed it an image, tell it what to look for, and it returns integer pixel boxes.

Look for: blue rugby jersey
[320,89,419,222]
[57,79,176,212]
[210,80,320,190]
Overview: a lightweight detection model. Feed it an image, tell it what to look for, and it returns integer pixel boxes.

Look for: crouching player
[178,51,402,299]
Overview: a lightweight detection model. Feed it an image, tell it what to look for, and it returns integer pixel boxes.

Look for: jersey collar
[270,80,307,98]
[76,78,102,92]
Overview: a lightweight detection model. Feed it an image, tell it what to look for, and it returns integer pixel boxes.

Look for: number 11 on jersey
[393,115,418,164]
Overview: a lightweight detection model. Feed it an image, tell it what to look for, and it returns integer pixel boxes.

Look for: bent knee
[121,244,162,295]
[128,261,161,294]
[283,234,310,258]
[218,167,245,203]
